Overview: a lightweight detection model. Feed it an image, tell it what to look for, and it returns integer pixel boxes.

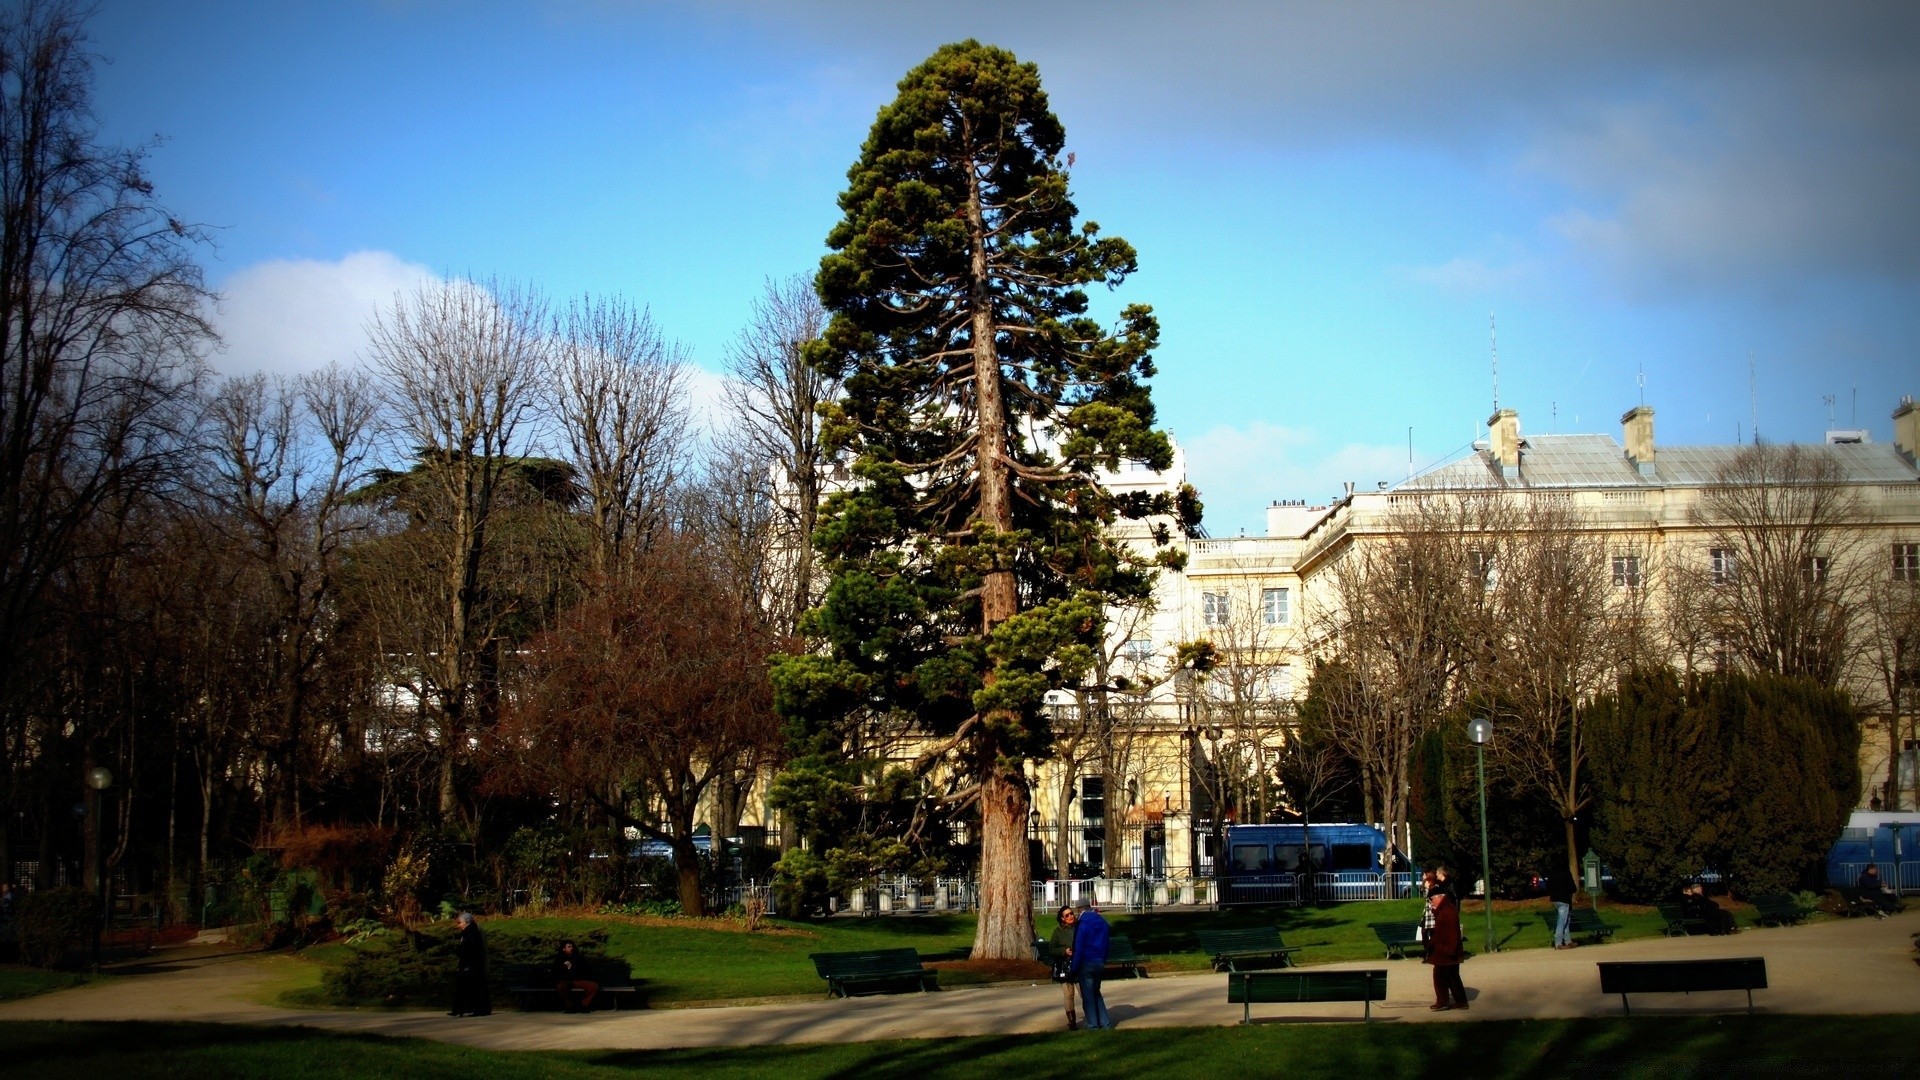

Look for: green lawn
[0,966,90,1001]
[5,1016,1914,1078]
[288,898,1785,1009]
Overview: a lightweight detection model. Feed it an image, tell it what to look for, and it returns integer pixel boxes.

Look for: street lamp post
[87,766,113,969]
[1885,822,1905,897]
[1466,717,1495,955]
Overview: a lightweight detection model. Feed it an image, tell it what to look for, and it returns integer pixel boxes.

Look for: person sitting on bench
[1857,866,1899,916]
[1681,881,1735,935]
[553,941,599,1013]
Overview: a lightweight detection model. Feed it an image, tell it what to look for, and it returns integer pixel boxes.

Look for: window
[1079,777,1104,821]
[1802,555,1829,584]
[1611,554,1642,590]
[1469,549,1497,589]
[1202,591,1231,627]
[1261,587,1291,626]
[1120,638,1154,663]
[1896,543,1920,583]
[1710,547,1738,585]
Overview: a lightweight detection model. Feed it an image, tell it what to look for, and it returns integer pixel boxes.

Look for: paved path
[3,910,1916,1051]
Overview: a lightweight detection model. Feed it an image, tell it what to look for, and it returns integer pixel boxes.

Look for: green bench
[1835,886,1902,918]
[1035,934,1148,978]
[1227,969,1387,1023]
[809,948,938,997]
[503,958,641,1011]
[1194,927,1304,972]
[1538,908,1619,944]
[1655,902,1710,937]
[1597,957,1767,1015]
[1368,922,1421,960]
[1749,891,1806,926]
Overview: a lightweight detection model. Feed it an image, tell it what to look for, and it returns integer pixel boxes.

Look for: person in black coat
[553,939,600,1013]
[449,912,491,1017]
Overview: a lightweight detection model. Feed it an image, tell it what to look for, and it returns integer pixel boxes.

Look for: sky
[82,0,1920,536]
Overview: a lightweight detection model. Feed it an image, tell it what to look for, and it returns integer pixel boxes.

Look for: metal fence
[1218,871,1419,905]
[1831,861,1920,894]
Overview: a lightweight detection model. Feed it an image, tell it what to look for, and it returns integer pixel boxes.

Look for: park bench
[1749,891,1806,926]
[809,948,938,997]
[1596,957,1767,1015]
[1194,926,1304,972]
[503,958,641,1011]
[1227,969,1387,1023]
[1368,922,1421,960]
[1033,934,1148,978]
[1537,908,1619,945]
[1835,886,1902,919]
[1654,902,1710,937]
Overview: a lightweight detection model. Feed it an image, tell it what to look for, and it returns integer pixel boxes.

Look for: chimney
[1621,405,1656,478]
[1895,396,1919,465]
[1487,409,1520,479]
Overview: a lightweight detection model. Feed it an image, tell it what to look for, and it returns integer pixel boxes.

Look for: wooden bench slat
[1194,927,1304,972]
[1367,922,1420,960]
[503,959,641,1011]
[1227,970,1387,1023]
[809,948,937,997]
[1596,957,1767,1015]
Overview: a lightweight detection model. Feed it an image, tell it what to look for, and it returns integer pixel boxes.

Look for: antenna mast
[1749,352,1758,443]
[1824,394,1836,432]
[1489,312,1499,412]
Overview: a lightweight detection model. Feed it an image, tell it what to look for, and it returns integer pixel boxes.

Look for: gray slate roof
[1400,434,1919,491]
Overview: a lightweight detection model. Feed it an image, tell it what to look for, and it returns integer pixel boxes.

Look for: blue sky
[85,1,1919,535]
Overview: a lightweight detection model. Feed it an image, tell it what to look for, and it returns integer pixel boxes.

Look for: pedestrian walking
[449,912,491,1017]
[1547,864,1576,949]
[1070,900,1112,1030]
[1049,905,1078,1030]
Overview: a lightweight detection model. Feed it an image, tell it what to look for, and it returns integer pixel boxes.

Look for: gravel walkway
[2,909,1915,1050]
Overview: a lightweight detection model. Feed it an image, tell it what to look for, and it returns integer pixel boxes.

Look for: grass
[284,896,1791,1009]
[5,1015,1916,1078]
[0,966,91,1001]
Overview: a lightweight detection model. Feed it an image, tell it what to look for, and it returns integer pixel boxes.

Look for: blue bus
[1221,823,1399,904]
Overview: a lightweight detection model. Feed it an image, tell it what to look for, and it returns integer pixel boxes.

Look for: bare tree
[365,279,548,820]
[1480,498,1644,884]
[0,0,211,877]
[498,528,782,914]
[1175,573,1303,876]
[550,295,690,578]
[204,366,378,827]
[1692,443,1868,685]
[719,276,836,636]
[1305,496,1491,861]
[1857,577,1920,810]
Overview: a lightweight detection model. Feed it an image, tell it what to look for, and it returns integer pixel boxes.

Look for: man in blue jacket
[1070,900,1112,1029]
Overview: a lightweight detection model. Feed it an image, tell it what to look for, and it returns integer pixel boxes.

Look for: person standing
[1418,869,1438,954]
[1547,864,1576,949]
[1424,872,1468,1011]
[1048,905,1078,1030]
[449,912,491,1017]
[1070,900,1112,1030]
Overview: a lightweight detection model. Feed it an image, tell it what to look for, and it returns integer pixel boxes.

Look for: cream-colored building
[1024,397,1920,881]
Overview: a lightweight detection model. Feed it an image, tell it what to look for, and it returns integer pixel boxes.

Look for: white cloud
[1181,422,1417,535]
[207,251,442,377]
[1400,255,1542,295]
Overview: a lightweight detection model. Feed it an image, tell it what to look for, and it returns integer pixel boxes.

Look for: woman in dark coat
[449,912,491,1017]
[1423,877,1468,1010]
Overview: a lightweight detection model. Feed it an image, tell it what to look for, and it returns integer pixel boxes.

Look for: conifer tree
[773,41,1196,958]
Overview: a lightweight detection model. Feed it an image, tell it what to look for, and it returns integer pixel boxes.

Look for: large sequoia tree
[773,41,1195,958]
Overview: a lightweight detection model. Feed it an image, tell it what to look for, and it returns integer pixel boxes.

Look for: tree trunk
[963,154,1030,960]
[972,769,1033,960]
[672,836,705,916]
